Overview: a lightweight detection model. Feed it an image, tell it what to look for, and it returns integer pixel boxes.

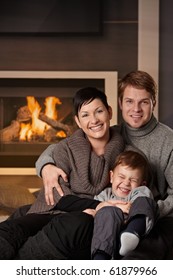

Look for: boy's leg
[119,214,146,256]
[91,206,124,260]
[119,196,157,257]
[122,217,173,260]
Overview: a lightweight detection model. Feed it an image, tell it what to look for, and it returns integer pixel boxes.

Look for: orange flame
[45,96,61,120]
[19,96,64,141]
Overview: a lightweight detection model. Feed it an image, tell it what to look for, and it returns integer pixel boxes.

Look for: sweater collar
[121,115,158,137]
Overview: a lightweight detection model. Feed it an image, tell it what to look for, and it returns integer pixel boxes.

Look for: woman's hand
[41,164,68,205]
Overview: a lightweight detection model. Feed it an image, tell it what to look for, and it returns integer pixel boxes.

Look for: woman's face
[75,98,112,143]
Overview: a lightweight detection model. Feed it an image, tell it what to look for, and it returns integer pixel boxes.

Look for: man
[35,70,173,259]
[118,71,173,259]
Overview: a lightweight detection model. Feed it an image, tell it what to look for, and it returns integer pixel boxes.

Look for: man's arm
[157,151,173,217]
[35,144,56,177]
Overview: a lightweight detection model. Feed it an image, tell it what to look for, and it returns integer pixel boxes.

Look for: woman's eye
[81,113,88,118]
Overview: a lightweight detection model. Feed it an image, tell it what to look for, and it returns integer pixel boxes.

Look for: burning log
[0,120,20,142]
[16,106,31,122]
[44,128,59,142]
[39,112,74,136]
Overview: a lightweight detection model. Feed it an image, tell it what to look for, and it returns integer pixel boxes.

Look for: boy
[55,150,158,259]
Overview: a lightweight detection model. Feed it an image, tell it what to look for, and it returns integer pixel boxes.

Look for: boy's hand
[83,208,96,217]
[115,202,131,214]
[95,200,131,214]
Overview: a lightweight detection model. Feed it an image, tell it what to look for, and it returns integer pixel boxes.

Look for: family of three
[0,70,173,259]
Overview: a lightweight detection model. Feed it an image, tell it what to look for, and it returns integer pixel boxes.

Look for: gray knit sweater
[120,115,173,217]
[28,127,124,214]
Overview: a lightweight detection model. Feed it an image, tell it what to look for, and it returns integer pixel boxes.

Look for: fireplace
[0,71,118,174]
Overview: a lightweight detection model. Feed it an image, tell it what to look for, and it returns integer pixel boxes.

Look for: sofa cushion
[0,185,36,211]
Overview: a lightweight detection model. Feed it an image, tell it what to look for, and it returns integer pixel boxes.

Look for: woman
[0,87,125,259]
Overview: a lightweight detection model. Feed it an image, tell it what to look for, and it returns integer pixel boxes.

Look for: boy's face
[110,164,145,198]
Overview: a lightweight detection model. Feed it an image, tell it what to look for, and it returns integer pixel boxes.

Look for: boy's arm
[55,195,100,212]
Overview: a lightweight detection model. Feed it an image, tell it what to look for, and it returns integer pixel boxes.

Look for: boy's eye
[131,178,138,183]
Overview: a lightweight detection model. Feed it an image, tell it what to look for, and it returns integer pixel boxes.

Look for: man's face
[119,85,155,128]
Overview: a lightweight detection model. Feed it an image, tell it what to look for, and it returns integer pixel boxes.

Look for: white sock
[119,232,140,256]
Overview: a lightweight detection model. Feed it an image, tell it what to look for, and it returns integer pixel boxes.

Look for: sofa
[0,175,42,222]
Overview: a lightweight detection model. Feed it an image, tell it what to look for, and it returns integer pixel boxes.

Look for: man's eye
[126,100,133,104]
[142,100,149,104]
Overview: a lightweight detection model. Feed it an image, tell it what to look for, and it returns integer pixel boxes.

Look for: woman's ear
[110,170,113,183]
[74,115,81,128]
[108,106,113,120]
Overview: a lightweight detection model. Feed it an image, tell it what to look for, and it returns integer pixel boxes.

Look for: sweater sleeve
[55,195,100,212]
[157,150,173,217]
[35,144,56,177]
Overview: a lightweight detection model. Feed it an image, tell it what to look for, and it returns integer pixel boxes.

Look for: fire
[45,96,61,120]
[19,96,63,141]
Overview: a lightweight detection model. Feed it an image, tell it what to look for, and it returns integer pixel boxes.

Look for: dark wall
[2,0,173,129]
[159,0,173,128]
[0,0,138,78]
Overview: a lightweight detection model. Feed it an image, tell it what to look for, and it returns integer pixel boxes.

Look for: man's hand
[41,164,68,205]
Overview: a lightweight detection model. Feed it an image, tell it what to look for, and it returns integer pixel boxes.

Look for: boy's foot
[119,232,139,256]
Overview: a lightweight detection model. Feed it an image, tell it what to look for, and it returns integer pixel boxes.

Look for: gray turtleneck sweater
[120,115,173,217]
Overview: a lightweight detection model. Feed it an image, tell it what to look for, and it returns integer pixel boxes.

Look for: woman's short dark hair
[73,87,109,116]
